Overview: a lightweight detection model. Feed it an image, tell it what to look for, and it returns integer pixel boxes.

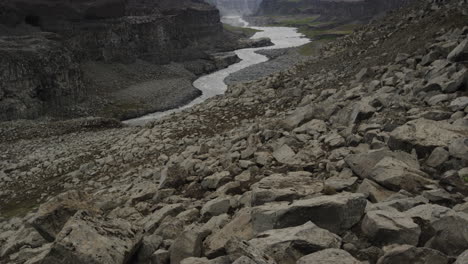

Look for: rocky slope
[257,0,412,20]
[0,0,261,121]
[1,0,468,263]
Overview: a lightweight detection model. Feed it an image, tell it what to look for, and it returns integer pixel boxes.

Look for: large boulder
[204,208,255,257]
[225,237,277,264]
[388,119,468,158]
[376,245,449,264]
[170,227,204,264]
[345,149,419,179]
[448,38,468,62]
[142,203,184,233]
[357,179,395,203]
[36,210,142,263]
[29,191,96,242]
[455,249,468,264]
[296,248,360,264]
[361,210,421,246]
[367,157,433,193]
[251,193,367,234]
[248,221,341,264]
[424,212,468,256]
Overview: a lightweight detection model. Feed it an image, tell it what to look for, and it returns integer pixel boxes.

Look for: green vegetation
[223,23,261,38]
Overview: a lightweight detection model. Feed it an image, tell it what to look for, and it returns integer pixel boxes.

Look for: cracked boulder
[35,210,142,264]
[249,221,341,264]
[251,192,366,234]
[361,209,421,246]
[388,119,468,158]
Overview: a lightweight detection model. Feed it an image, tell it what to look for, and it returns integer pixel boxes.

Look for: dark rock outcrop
[0,0,235,121]
[257,0,412,20]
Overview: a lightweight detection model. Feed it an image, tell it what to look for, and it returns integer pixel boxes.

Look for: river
[124,16,309,125]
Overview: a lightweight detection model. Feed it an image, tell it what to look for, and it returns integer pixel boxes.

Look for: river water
[124,16,309,125]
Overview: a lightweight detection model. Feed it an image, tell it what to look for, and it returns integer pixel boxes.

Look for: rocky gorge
[0,0,268,121]
[1,0,468,264]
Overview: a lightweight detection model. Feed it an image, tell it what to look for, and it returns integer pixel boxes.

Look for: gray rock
[129,181,158,204]
[453,202,468,214]
[272,144,297,165]
[201,171,231,190]
[324,133,346,148]
[135,234,163,263]
[368,196,428,212]
[450,96,468,111]
[0,227,47,259]
[454,249,468,264]
[361,210,421,246]
[151,249,170,264]
[388,118,467,157]
[324,176,358,192]
[251,193,367,234]
[204,208,254,258]
[448,38,468,62]
[180,257,210,264]
[37,210,142,264]
[249,221,341,264]
[424,211,468,256]
[442,68,468,93]
[225,237,277,264]
[345,149,419,179]
[201,197,231,217]
[143,203,184,233]
[357,179,395,203]
[449,138,468,160]
[296,248,360,264]
[376,244,448,264]
[232,256,257,264]
[170,227,204,264]
[368,156,433,193]
[293,119,327,136]
[29,191,94,242]
[426,147,450,167]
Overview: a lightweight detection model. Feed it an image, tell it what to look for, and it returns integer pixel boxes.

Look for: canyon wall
[0,0,226,121]
[206,0,263,16]
[257,0,412,20]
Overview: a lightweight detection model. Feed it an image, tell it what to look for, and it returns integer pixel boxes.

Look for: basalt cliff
[0,0,257,121]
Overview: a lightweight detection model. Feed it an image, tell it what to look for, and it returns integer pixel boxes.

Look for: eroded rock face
[29,191,96,242]
[361,210,421,246]
[251,193,367,234]
[0,0,226,121]
[249,221,341,264]
[37,210,142,264]
[388,119,468,158]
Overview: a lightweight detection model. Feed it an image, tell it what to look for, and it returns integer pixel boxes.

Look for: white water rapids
[124,16,309,125]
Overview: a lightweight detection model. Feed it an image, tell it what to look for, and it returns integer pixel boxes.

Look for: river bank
[124,17,310,125]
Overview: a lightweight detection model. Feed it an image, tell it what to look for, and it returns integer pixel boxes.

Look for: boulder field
[1,0,468,263]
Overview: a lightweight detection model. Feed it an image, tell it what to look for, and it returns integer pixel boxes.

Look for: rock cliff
[206,0,263,16]
[257,0,412,20]
[0,0,243,121]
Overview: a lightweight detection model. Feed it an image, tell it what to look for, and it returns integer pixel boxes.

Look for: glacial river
[124,16,309,125]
